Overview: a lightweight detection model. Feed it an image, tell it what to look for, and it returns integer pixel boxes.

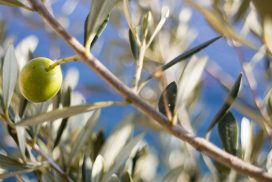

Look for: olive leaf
[68,110,100,166]
[186,0,255,49]
[92,155,105,182]
[266,148,272,174]
[85,0,118,48]
[82,156,92,182]
[0,0,31,10]
[84,14,110,48]
[2,45,19,110]
[53,86,72,149]
[102,134,144,182]
[146,36,221,80]
[15,101,120,126]
[158,81,177,117]
[241,117,253,161]
[129,29,139,60]
[206,73,242,133]
[218,111,239,156]
[100,119,133,170]
[121,171,133,182]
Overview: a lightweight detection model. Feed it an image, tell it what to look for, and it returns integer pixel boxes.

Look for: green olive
[19,57,62,103]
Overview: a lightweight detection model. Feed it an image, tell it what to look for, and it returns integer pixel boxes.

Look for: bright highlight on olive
[19,57,63,103]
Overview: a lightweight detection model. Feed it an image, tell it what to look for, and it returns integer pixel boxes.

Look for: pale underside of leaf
[16,101,122,126]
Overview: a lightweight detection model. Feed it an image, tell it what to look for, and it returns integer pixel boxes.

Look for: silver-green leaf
[2,45,19,110]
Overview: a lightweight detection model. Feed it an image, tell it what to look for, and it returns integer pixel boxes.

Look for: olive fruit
[19,57,62,102]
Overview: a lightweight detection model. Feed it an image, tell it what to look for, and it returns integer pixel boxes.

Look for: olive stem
[46,55,80,71]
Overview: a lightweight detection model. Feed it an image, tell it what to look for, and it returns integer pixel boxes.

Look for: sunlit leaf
[162,166,183,182]
[68,110,100,166]
[0,0,31,10]
[102,134,143,182]
[84,14,110,48]
[206,73,242,133]
[218,112,239,155]
[186,0,255,49]
[108,174,120,182]
[92,155,104,182]
[100,120,133,170]
[14,115,26,160]
[267,148,272,174]
[16,101,119,126]
[82,156,92,182]
[158,81,177,117]
[2,45,18,110]
[85,0,117,47]
[0,154,27,170]
[241,117,253,161]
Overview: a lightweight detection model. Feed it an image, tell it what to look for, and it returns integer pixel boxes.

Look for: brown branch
[27,0,272,181]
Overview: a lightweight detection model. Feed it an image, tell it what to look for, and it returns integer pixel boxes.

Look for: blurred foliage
[0,0,272,182]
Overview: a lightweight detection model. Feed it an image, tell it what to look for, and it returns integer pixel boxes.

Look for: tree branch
[27,0,272,181]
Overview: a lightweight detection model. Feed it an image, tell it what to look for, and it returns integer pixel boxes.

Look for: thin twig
[132,42,146,91]
[26,0,272,181]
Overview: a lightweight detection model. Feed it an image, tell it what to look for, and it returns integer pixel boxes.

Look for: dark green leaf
[2,45,19,110]
[121,171,133,182]
[218,112,239,155]
[82,156,92,182]
[206,73,242,132]
[146,36,221,80]
[158,82,177,116]
[85,0,117,48]
[92,130,105,161]
[84,14,110,48]
[233,0,250,22]
[129,29,139,60]
[53,87,72,148]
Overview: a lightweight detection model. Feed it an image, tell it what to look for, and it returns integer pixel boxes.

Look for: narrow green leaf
[100,120,133,170]
[82,156,92,182]
[206,73,242,133]
[146,36,221,80]
[121,171,133,182]
[68,110,100,166]
[0,0,31,10]
[14,115,26,160]
[0,168,36,179]
[85,0,117,47]
[129,29,139,60]
[0,154,33,173]
[162,166,183,182]
[233,0,250,22]
[218,112,239,155]
[2,45,19,110]
[102,134,144,182]
[108,174,120,182]
[84,14,110,48]
[266,148,272,174]
[158,81,177,116]
[16,101,119,126]
[53,87,71,148]
[92,155,104,182]
[161,36,221,71]
[92,130,105,161]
